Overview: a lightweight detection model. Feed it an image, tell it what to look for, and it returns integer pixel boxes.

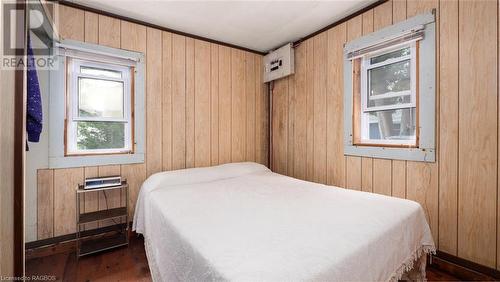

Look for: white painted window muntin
[66,58,133,155]
[359,42,417,144]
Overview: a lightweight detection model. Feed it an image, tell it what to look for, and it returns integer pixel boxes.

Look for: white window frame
[343,10,436,162]
[66,59,133,155]
[48,39,145,168]
[359,42,417,146]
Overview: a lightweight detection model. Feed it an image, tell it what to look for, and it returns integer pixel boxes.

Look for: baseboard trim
[432,251,500,280]
[25,224,132,259]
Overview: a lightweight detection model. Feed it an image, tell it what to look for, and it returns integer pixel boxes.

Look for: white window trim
[66,59,133,155]
[343,10,436,162]
[359,42,417,145]
[48,39,145,168]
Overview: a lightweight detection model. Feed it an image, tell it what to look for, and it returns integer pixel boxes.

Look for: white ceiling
[69,0,377,53]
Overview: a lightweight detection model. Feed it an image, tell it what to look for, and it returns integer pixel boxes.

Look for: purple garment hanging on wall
[27,34,43,143]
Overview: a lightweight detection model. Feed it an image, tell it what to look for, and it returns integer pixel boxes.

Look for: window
[344,11,435,162]
[66,59,133,155]
[356,43,417,147]
[48,39,145,168]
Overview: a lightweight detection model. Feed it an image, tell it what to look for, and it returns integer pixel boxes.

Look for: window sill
[65,150,133,157]
[48,153,144,169]
[344,144,435,162]
[353,142,418,149]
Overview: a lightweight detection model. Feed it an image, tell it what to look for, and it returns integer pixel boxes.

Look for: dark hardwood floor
[26,236,150,282]
[25,237,463,282]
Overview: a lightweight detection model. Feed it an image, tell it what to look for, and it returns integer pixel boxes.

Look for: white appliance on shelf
[84,176,122,190]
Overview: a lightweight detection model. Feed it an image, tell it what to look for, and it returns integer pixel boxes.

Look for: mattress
[133,162,435,282]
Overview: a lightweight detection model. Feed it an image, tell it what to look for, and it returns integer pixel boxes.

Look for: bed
[133,162,435,282]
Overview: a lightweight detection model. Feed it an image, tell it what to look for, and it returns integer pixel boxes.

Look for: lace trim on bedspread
[389,245,436,282]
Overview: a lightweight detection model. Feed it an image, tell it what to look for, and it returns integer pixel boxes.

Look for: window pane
[367,108,416,141]
[77,121,125,150]
[78,77,124,118]
[370,47,410,64]
[368,60,410,108]
[80,66,122,78]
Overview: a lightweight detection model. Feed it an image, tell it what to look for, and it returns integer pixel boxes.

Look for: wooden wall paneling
[120,21,147,217]
[344,15,363,188]
[326,24,346,187]
[172,34,187,169]
[286,60,295,176]
[162,32,173,171]
[346,157,362,190]
[362,10,374,35]
[272,78,289,175]
[374,0,393,30]
[347,14,363,41]
[185,38,195,168]
[97,165,121,227]
[312,33,328,183]
[498,0,500,270]
[231,49,247,162]
[406,0,437,18]
[255,55,268,166]
[458,0,497,268]
[97,15,120,49]
[391,160,406,198]
[121,164,145,218]
[146,27,163,176]
[305,39,315,182]
[406,161,439,244]
[345,161,362,190]
[406,0,440,250]
[37,170,53,239]
[82,167,98,230]
[361,158,373,192]
[359,11,374,193]
[439,0,459,256]
[246,52,257,163]
[218,46,232,164]
[83,12,98,44]
[54,168,83,236]
[392,0,407,24]
[194,40,211,167]
[58,5,84,41]
[292,43,307,179]
[210,44,220,165]
[372,159,392,196]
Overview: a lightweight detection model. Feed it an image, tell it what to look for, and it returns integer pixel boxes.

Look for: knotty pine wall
[35,4,268,241]
[271,0,499,270]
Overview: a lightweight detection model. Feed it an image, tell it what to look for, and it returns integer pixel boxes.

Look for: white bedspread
[133,162,435,282]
